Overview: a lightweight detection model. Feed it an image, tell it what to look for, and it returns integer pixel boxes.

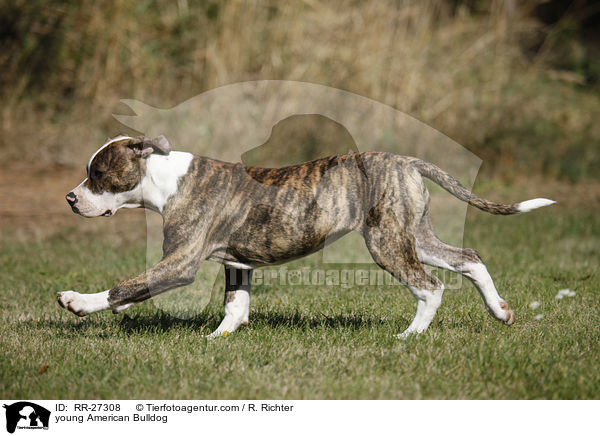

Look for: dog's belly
[222,202,352,265]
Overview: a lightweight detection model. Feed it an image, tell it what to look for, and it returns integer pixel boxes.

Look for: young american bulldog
[58,135,555,338]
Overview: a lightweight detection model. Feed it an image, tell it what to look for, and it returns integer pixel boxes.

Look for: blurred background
[1,0,599,238]
[2,0,600,176]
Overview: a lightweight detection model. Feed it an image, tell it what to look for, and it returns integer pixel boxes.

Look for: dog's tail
[412,159,555,215]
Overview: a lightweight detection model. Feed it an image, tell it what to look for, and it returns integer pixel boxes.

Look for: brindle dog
[59,135,555,337]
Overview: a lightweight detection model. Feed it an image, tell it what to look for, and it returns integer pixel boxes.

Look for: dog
[58,135,555,338]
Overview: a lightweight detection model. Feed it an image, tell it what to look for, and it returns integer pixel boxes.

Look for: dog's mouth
[70,206,113,217]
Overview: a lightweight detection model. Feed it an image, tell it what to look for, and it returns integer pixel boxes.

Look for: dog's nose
[66,192,77,206]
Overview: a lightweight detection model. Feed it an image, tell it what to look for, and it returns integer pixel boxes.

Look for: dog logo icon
[3,402,50,433]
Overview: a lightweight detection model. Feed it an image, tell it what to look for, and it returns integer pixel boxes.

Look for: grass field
[1,198,599,399]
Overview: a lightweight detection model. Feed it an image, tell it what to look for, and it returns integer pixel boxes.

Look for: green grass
[1,206,599,399]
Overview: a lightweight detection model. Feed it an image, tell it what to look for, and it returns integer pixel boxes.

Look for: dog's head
[66,135,171,217]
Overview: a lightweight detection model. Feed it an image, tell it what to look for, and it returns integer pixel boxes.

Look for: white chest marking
[142,152,194,213]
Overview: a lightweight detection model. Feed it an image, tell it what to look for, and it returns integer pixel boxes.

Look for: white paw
[499,301,515,326]
[394,329,420,339]
[57,291,88,317]
[205,329,231,340]
[205,315,248,340]
[57,290,109,317]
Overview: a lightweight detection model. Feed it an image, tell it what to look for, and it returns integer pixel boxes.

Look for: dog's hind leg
[206,266,252,339]
[416,213,515,325]
[363,213,445,337]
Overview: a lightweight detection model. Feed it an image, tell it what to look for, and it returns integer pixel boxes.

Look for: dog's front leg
[206,267,252,339]
[58,247,204,317]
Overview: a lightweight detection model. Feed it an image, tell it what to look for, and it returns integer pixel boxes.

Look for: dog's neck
[140,151,194,213]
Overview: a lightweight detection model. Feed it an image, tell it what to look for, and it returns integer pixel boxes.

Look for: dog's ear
[130,135,172,158]
[148,135,172,155]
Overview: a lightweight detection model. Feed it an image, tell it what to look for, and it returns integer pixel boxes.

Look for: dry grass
[1,0,599,180]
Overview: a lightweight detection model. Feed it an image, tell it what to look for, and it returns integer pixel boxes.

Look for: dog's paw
[57,290,109,317]
[500,301,515,326]
[205,329,230,340]
[394,329,424,339]
[395,331,412,339]
[57,291,88,317]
